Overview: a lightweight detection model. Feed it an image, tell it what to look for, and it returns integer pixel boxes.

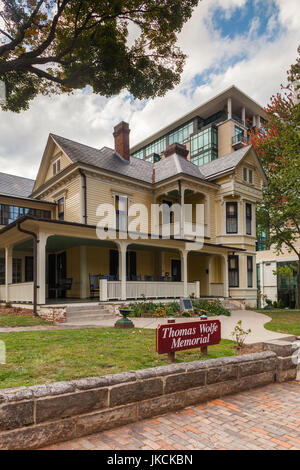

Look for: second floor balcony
[232,132,250,149]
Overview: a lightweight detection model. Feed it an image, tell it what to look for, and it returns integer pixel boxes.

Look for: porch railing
[0,285,6,301]
[101,280,200,301]
[209,283,224,297]
[5,282,34,303]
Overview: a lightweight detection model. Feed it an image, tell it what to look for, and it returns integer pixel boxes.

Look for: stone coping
[0,342,298,450]
[0,351,276,403]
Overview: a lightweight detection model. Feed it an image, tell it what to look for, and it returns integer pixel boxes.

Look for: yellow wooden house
[0,86,267,312]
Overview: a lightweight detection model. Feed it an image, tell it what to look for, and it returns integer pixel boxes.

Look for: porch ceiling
[14,235,117,252]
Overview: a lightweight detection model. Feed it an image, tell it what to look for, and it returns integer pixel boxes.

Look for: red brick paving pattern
[43,381,300,450]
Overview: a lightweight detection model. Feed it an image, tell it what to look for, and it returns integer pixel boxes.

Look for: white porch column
[180,250,188,297]
[252,115,256,127]
[5,245,13,302]
[241,107,246,125]
[37,233,48,305]
[208,255,214,296]
[205,195,210,238]
[117,242,128,300]
[80,246,87,299]
[227,97,232,119]
[223,254,229,298]
[256,115,261,128]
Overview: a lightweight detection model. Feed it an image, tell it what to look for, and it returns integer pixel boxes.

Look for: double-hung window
[53,157,61,176]
[247,256,253,288]
[246,203,252,235]
[13,259,22,284]
[228,255,239,288]
[58,198,65,221]
[226,202,238,234]
[115,195,128,232]
[25,256,34,283]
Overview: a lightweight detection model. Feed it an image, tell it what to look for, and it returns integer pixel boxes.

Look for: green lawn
[256,309,300,336]
[0,314,52,328]
[0,328,236,389]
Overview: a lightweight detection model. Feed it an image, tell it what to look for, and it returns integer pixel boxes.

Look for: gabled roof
[200,145,252,179]
[39,134,262,188]
[50,133,209,184]
[154,154,204,183]
[0,171,35,198]
[50,133,154,184]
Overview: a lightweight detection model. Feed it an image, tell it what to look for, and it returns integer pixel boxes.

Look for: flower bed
[128,299,231,318]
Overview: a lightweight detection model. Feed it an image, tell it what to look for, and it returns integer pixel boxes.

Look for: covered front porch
[0,218,231,307]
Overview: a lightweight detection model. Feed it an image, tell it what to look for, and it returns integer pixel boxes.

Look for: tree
[251,46,300,307]
[0,0,199,112]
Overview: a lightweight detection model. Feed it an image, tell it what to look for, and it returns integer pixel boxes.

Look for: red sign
[156,320,221,354]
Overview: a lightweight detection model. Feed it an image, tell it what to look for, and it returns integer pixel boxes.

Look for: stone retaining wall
[0,341,298,450]
[37,306,66,323]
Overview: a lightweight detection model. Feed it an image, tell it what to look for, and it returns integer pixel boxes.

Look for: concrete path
[64,310,290,344]
[43,380,300,450]
[0,310,292,344]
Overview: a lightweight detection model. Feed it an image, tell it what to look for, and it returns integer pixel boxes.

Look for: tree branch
[0,0,44,56]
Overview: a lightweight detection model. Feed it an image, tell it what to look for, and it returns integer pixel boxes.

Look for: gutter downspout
[17,222,38,317]
[79,169,87,225]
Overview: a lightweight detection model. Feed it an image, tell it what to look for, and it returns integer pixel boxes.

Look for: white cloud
[0,0,299,179]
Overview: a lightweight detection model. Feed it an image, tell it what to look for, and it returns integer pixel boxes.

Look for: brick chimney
[113,121,130,161]
[164,142,189,159]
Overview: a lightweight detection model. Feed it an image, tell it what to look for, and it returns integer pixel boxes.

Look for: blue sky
[0,0,299,178]
[211,0,281,41]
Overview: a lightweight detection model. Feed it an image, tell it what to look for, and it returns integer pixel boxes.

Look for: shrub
[192,299,230,316]
[181,310,194,317]
[277,299,284,309]
[272,301,278,309]
[153,307,167,318]
[231,320,251,349]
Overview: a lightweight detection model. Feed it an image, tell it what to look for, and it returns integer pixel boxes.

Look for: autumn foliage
[250,46,300,306]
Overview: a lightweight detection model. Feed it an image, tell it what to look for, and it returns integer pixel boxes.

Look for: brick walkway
[43,380,300,450]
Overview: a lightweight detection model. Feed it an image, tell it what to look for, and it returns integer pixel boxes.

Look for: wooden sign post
[156,319,221,362]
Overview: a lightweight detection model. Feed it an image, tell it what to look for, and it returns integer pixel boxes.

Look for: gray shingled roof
[200,145,252,178]
[51,133,154,183]
[50,133,251,185]
[0,171,35,198]
[154,154,204,183]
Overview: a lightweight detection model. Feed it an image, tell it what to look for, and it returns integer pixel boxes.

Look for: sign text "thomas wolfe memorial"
[156,320,221,355]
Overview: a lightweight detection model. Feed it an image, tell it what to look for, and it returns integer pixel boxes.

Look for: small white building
[256,241,299,308]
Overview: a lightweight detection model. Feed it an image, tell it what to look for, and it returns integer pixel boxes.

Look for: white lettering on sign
[199,322,218,334]
[171,334,211,349]
[162,327,197,339]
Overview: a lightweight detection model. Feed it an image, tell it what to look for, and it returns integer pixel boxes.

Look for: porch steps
[221,299,246,311]
[64,304,116,325]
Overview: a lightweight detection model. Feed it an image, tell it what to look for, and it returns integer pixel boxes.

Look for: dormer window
[53,157,61,176]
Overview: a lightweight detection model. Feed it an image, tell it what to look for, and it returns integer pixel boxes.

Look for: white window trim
[244,201,256,237]
[243,166,255,185]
